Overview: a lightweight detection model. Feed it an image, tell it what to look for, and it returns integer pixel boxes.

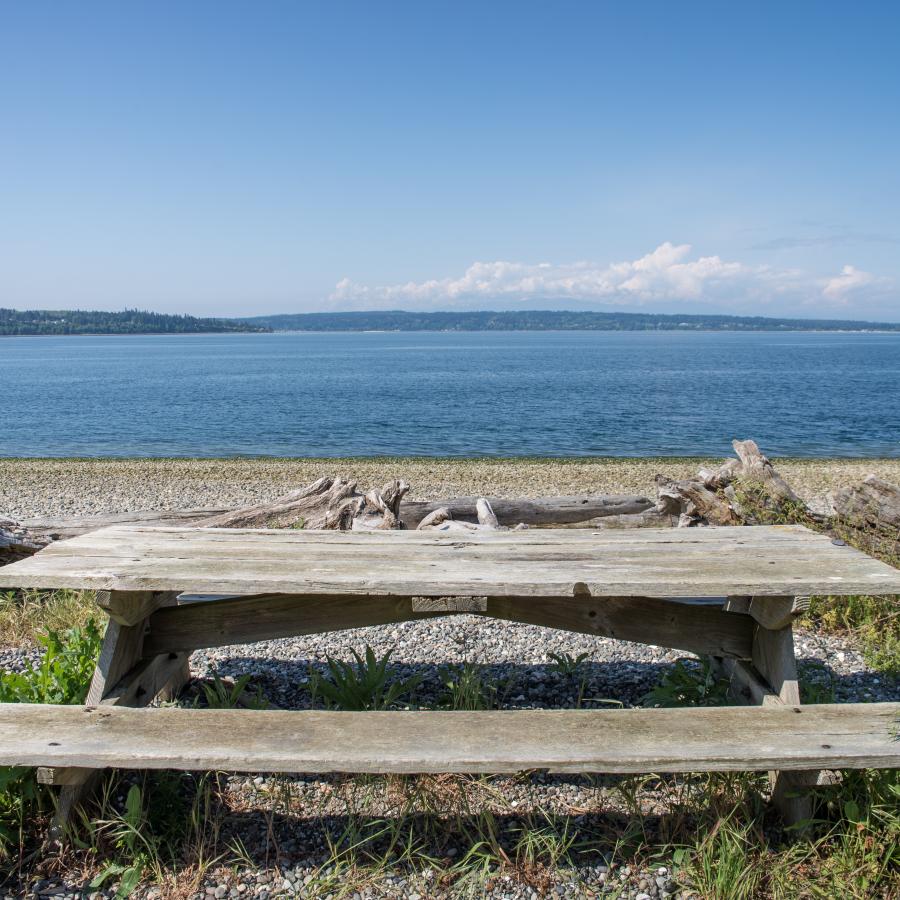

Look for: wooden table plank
[2,524,899,599]
[1,703,897,774]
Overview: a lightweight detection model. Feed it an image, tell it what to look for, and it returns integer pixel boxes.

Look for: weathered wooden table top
[2,523,900,599]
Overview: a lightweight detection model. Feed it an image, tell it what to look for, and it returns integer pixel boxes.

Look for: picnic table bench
[2,522,899,827]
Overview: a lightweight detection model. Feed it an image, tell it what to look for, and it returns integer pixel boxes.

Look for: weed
[0,589,99,650]
[438,662,499,710]
[0,619,103,705]
[546,651,592,707]
[512,812,575,871]
[89,784,153,897]
[810,769,900,898]
[78,771,224,898]
[799,660,836,704]
[641,657,732,708]
[199,672,268,710]
[546,651,590,677]
[680,814,763,900]
[308,646,422,711]
[0,766,40,868]
[0,618,103,861]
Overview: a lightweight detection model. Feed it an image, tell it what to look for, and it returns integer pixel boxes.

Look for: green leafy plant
[84,770,198,897]
[439,662,499,711]
[799,660,836,704]
[0,618,103,859]
[89,783,161,897]
[198,672,268,710]
[547,651,592,707]
[309,647,422,711]
[0,618,103,705]
[641,657,732,708]
[0,765,40,862]
[546,651,590,677]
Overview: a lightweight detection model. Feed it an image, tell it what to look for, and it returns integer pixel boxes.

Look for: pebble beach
[2,457,899,900]
[3,456,900,520]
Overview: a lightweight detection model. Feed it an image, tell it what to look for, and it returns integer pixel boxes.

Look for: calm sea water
[1,331,898,457]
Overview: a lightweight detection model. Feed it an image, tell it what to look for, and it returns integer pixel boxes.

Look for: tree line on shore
[240,309,900,332]
[0,308,269,335]
[3,306,900,335]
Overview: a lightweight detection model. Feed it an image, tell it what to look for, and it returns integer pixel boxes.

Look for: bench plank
[2,525,899,599]
[1,703,897,774]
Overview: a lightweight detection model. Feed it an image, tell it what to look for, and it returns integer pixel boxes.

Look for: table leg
[751,622,800,705]
[753,622,819,828]
[751,618,819,829]
[718,596,820,830]
[47,591,190,837]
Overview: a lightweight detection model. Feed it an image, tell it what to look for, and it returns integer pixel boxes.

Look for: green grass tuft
[0,589,100,650]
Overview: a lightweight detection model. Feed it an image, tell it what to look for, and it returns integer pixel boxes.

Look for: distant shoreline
[239,309,900,333]
[4,306,900,335]
[4,327,900,337]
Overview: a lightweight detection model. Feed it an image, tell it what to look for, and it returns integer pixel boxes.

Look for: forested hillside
[0,308,269,335]
[241,309,900,332]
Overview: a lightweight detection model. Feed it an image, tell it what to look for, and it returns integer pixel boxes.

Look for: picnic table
[2,522,899,827]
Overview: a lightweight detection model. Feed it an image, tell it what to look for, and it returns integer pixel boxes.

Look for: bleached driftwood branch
[655,439,810,527]
[832,476,900,532]
[415,497,521,533]
[401,494,654,528]
[198,476,363,530]
[16,490,656,541]
[0,517,49,565]
[197,481,656,532]
[8,443,897,554]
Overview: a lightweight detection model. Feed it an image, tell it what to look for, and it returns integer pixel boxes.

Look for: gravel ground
[2,457,899,899]
[188,615,897,706]
[2,616,896,900]
[2,456,900,520]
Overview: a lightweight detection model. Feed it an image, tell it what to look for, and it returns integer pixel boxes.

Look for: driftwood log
[11,487,657,547]
[401,494,653,528]
[415,497,520,533]
[656,439,809,527]
[359,479,410,530]
[655,474,741,527]
[20,509,230,542]
[16,491,655,542]
[198,477,363,530]
[6,442,899,554]
[832,476,900,532]
[1,518,49,565]
[200,482,655,532]
[196,477,413,532]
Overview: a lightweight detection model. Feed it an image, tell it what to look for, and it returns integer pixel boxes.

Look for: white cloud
[330,243,892,312]
[821,264,879,301]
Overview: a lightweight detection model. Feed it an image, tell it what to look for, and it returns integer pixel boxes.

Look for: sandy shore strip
[1,456,899,519]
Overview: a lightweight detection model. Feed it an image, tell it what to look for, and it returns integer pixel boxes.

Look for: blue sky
[2,1,899,320]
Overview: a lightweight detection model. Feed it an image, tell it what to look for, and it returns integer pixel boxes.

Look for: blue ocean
[1,330,898,458]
